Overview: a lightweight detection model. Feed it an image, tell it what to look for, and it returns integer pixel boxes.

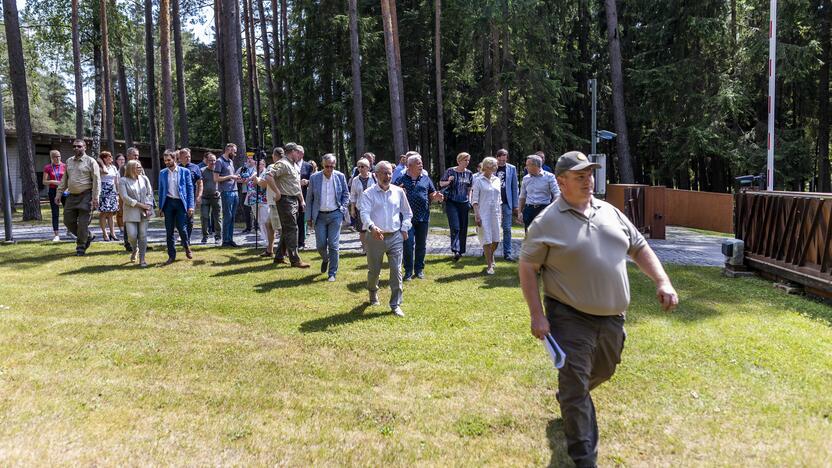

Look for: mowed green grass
[0,241,830,466]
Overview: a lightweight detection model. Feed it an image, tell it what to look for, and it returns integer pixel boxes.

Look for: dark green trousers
[545,297,626,468]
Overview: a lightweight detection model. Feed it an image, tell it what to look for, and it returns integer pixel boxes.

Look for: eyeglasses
[73,145,84,148]
[323,165,335,169]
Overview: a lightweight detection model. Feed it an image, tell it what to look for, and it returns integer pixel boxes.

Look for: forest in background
[2,0,831,220]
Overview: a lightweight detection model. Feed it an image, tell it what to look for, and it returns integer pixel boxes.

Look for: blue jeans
[403,220,430,278]
[315,210,343,277]
[445,200,469,255]
[163,198,189,259]
[501,203,514,257]
[220,191,238,243]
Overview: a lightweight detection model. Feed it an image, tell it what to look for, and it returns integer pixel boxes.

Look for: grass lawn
[0,242,830,465]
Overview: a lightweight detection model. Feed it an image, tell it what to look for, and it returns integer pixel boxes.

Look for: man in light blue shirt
[519,154,560,230]
[391,153,408,183]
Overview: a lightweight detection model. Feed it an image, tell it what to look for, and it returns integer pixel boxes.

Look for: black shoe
[85,234,95,249]
[320,260,328,274]
[201,236,208,244]
[163,257,175,266]
[75,250,85,256]
[452,252,461,262]
[125,243,133,253]
[222,241,240,248]
[274,257,287,264]
[241,229,251,234]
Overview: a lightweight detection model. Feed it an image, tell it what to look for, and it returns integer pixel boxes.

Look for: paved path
[2,221,725,267]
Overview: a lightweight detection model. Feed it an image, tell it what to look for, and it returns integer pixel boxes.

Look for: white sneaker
[369,291,379,305]
[52,235,61,242]
[391,306,405,317]
[327,276,336,282]
[486,266,495,275]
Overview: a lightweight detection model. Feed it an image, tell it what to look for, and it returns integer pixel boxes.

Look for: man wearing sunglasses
[56,139,101,256]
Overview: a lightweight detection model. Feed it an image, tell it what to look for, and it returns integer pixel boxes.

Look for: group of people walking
[46,139,681,467]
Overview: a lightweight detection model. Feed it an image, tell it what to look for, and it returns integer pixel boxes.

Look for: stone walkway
[2,221,725,266]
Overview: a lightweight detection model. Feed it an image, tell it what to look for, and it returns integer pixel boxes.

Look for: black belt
[527,204,548,209]
[319,209,338,214]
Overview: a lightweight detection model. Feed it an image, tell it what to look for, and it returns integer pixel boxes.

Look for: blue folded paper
[543,333,567,369]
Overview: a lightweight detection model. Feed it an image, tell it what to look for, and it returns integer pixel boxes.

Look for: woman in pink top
[43,150,67,242]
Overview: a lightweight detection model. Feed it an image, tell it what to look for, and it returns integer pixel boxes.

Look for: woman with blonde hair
[471,156,502,275]
[119,160,154,267]
[98,151,121,241]
[440,152,474,261]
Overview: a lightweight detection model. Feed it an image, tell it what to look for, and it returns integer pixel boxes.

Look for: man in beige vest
[56,139,101,256]
[519,151,678,468]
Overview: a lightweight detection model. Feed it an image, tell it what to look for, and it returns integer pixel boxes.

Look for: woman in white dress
[119,160,155,267]
[472,156,502,275]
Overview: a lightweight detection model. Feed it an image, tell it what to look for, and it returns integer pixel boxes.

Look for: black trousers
[545,297,625,468]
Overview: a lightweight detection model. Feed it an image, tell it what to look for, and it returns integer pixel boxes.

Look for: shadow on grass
[253,273,320,293]
[5,248,125,270]
[346,280,387,293]
[298,302,389,333]
[211,261,279,277]
[546,418,571,468]
[59,261,133,275]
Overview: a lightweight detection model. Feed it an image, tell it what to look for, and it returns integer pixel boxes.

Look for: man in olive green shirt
[519,151,678,468]
[264,142,309,268]
[56,139,101,256]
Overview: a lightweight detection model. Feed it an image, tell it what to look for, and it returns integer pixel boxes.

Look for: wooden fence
[734,191,832,296]
[607,185,733,234]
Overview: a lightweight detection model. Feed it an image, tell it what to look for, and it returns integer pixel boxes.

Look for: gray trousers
[64,190,93,251]
[200,196,222,238]
[366,231,403,309]
[125,219,149,262]
[545,297,625,468]
[276,196,300,263]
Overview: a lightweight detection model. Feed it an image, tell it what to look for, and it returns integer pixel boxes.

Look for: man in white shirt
[359,161,413,317]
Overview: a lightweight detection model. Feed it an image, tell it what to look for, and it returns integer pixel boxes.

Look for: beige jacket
[118,175,155,222]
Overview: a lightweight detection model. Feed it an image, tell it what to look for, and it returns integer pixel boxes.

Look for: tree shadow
[546,418,572,468]
[208,253,265,267]
[253,273,320,293]
[211,261,280,277]
[59,262,133,275]
[0,249,120,269]
[298,302,389,333]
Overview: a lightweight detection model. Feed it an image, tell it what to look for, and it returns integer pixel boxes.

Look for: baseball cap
[555,151,600,175]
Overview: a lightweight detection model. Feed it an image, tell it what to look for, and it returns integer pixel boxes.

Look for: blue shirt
[440,168,473,203]
[180,162,202,190]
[237,164,255,193]
[214,155,236,192]
[392,163,407,184]
[395,172,437,223]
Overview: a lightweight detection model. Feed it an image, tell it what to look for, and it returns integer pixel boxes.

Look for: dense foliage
[2,0,831,193]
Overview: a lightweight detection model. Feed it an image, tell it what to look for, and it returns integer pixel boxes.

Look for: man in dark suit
[159,150,195,265]
[306,153,349,281]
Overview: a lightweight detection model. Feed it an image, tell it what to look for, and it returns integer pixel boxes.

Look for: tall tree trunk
[145,0,160,184]
[133,45,143,142]
[2,0,40,219]
[215,0,228,144]
[159,0,175,149]
[381,0,406,157]
[116,48,134,148]
[434,0,445,173]
[348,0,366,160]
[604,0,635,183]
[172,0,189,147]
[281,0,291,135]
[499,6,511,152]
[71,0,84,139]
[578,0,590,152]
[243,0,260,148]
[389,0,408,148]
[222,0,248,164]
[483,24,495,156]
[818,0,832,192]
[258,0,278,148]
[92,40,103,159]
[100,0,116,155]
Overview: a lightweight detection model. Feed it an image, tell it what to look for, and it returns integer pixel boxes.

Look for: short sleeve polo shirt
[520,196,648,316]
